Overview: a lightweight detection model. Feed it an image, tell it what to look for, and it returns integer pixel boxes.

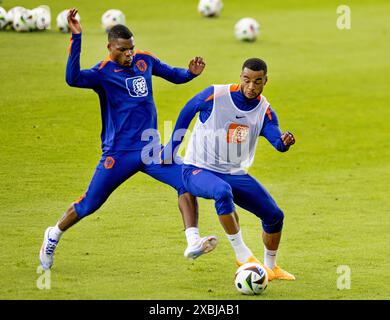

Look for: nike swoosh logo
[114,69,124,73]
[236,115,245,119]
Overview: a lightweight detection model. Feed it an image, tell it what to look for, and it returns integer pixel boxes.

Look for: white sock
[49,224,64,241]
[226,229,253,263]
[185,227,200,246]
[264,247,277,269]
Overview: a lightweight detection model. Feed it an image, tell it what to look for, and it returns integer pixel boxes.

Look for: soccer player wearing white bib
[161,58,296,281]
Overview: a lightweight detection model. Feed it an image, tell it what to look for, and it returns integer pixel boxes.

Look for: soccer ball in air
[13,9,36,32]
[234,263,268,295]
[198,0,223,17]
[101,9,126,32]
[56,9,80,33]
[234,17,260,42]
[32,5,51,30]
[0,7,8,29]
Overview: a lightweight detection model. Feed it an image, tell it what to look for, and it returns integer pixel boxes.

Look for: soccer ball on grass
[198,0,223,17]
[0,7,8,29]
[234,263,268,295]
[234,17,260,42]
[32,5,51,30]
[13,9,36,32]
[101,9,126,32]
[56,9,80,33]
[5,6,25,28]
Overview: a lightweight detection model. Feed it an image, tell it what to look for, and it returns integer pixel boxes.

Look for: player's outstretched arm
[160,87,212,164]
[65,8,100,89]
[260,107,295,152]
[152,56,206,84]
[160,103,197,164]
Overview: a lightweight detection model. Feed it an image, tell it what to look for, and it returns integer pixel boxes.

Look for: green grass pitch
[0,0,389,300]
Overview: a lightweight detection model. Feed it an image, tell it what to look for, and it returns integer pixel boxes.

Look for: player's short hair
[108,24,133,41]
[242,58,267,74]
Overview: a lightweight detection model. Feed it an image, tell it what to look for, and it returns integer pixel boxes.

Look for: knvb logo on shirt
[136,60,148,72]
[126,76,148,97]
[227,123,249,144]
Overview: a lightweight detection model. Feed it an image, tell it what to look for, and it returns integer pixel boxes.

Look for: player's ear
[264,75,268,85]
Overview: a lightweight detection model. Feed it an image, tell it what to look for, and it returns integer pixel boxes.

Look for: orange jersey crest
[136,60,148,72]
[227,123,249,144]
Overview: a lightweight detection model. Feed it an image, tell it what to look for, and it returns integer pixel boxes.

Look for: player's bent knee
[214,183,233,202]
[214,184,235,215]
[262,208,284,233]
[74,198,104,219]
[177,186,188,197]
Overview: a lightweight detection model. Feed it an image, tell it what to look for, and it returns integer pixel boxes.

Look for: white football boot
[39,227,59,269]
[184,235,218,260]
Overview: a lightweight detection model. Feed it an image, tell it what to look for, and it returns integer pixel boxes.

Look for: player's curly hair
[108,24,133,41]
[242,58,267,74]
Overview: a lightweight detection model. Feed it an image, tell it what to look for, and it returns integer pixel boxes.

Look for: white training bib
[184,84,269,174]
